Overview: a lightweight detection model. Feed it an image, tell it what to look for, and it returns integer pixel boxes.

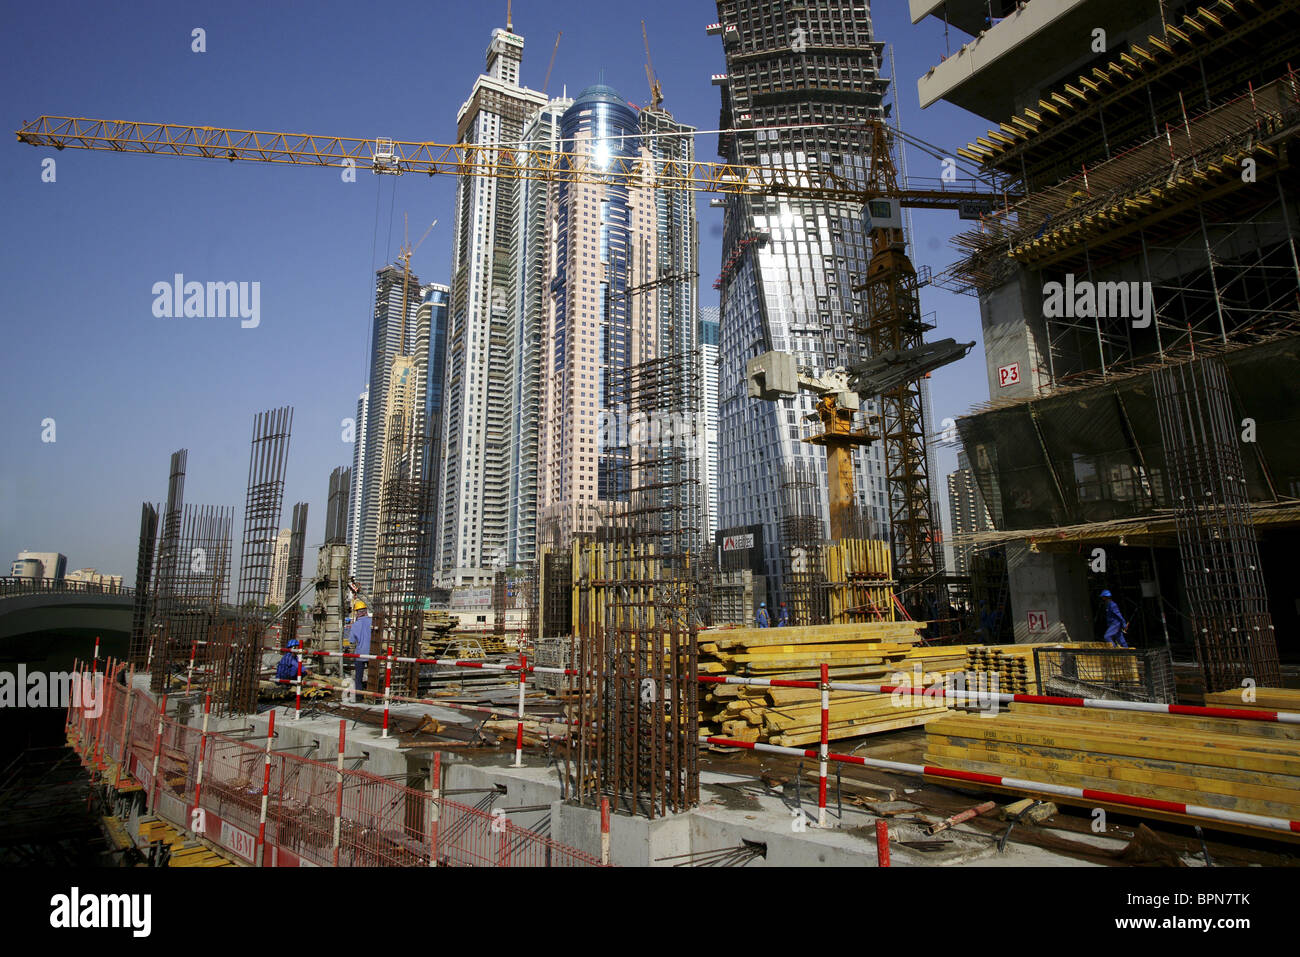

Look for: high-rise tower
[437,20,548,587]
[710,1,891,603]
[349,263,422,592]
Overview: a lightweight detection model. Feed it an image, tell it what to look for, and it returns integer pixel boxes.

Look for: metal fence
[71,673,602,868]
[1033,646,1175,703]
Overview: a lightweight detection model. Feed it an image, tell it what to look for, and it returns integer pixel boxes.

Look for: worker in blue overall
[777,602,790,627]
[275,638,307,683]
[1100,590,1130,648]
[348,600,372,691]
[756,602,771,628]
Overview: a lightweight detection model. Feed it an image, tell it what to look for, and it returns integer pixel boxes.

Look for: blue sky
[1,0,995,581]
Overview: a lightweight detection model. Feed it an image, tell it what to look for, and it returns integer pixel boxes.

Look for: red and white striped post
[65,657,79,735]
[255,709,277,867]
[185,640,197,693]
[876,819,890,867]
[93,661,113,772]
[428,751,441,867]
[191,692,212,835]
[515,652,527,767]
[145,634,155,674]
[380,648,393,739]
[818,662,830,828]
[333,719,345,867]
[148,694,168,813]
[293,644,303,721]
[115,665,135,788]
[600,797,611,866]
[92,635,100,671]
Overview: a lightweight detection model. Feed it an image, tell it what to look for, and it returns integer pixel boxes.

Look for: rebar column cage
[280,502,309,645]
[128,502,159,667]
[1153,357,1281,693]
[373,403,433,697]
[150,504,235,700]
[781,463,827,626]
[237,407,293,609]
[572,351,701,818]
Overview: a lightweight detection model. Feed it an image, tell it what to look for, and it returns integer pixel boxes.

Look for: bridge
[0,578,135,643]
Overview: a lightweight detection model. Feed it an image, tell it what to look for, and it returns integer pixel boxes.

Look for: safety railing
[66,660,603,868]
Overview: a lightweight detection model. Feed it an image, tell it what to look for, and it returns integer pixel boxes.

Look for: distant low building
[13,550,66,581]
[65,568,124,589]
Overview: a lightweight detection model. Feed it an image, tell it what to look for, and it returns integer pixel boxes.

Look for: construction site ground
[261,670,1298,868]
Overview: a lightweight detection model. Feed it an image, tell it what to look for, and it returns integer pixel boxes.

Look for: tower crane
[642,20,664,111]
[15,112,1006,608]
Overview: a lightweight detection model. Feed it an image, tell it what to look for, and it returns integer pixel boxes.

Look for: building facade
[348,264,423,592]
[710,1,892,604]
[946,451,993,576]
[266,528,293,606]
[12,551,66,581]
[507,97,571,565]
[699,306,721,544]
[913,0,1300,666]
[437,23,549,587]
[537,85,661,540]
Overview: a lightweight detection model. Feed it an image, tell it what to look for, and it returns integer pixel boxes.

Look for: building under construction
[913,0,1299,690]
[13,2,1300,878]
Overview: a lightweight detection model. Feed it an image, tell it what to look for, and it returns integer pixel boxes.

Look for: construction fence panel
[78,685,603,867]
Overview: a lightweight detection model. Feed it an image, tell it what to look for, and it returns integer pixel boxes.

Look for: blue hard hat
[760,602,767,607]
[1099,590,1112,598]
[288,638,300,648]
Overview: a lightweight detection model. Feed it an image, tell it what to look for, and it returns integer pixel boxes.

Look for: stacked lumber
[965,642,1104,694]
[1205,688,1300,713]
[699,622,964,745]
[924,702,1300,824]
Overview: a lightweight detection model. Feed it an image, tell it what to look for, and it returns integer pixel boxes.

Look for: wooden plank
[1007,702,1300,741]
[924,740,1300,811]
[923,747,1300,819]
[927,716,1300,775]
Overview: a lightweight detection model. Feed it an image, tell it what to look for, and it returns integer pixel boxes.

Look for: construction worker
[756,602,770,628]
[777,602,790,627]
[275,638,307,683]
[1099,590,1130,648]
[349,600,371,691]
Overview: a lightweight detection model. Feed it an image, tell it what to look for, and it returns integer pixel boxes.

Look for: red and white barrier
[818,662,829,828]
[192,692,211,830]
[600,797,611,866]
[333,719,345,868]
[381,649,393,739]
[256,709,276,867]
[148,693,168,813]
[515,652,526,768]
[699,674,1300,725]
[705,736,1300,837]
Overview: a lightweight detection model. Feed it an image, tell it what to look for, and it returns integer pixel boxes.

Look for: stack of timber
[1204,688,1300,714]
[966,642,1105,694]
[924,702,1300,830]
[822,538,895,623]
[699,622,965,745]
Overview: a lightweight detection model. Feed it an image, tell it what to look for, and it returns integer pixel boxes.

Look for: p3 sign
[998,362,1020,388]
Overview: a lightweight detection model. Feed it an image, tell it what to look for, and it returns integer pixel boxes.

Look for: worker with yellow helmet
[349,599,371,692]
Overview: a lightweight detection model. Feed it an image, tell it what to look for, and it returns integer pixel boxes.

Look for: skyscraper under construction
[710,1,892,606]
